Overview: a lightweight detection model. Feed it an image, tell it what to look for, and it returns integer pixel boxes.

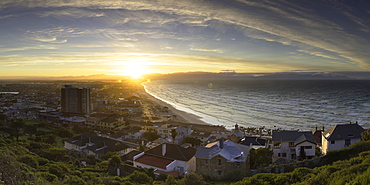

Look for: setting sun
[122,62,151,79]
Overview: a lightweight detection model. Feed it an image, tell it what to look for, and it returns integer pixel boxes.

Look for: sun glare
[122,62,150,79]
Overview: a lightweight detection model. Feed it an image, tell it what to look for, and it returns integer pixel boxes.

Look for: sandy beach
[137,86,210,126]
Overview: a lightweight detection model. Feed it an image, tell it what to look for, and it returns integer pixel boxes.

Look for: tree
[164,175,178,185]
[41,147,68,161]
[62,175,87,185]
[138,144,146,152]
[142,131,161,142]
[24,125,37,136]
[0,148,33,184]
[127,171,153,184]
[36,172,58,182]
[44,134,57,145]
[300,146,307,160]
[362,129,370,141]
[108,155,122,167]
[8,119,25,141]
[57,129,73,138]
[178,173,206,185]
[171,129,177,141]
[250,148,273,169]
[182,137,202,147]
[18,154,39,168]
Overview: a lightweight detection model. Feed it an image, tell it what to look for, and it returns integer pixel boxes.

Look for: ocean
[142,79,370,131]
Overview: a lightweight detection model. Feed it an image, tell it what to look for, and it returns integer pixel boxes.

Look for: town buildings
[64,133,138,156]
[61,85,91,114]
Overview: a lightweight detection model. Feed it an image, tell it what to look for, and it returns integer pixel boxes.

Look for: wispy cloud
[190,48,223,53]
[39,8,105,19]
[0,0,369,75]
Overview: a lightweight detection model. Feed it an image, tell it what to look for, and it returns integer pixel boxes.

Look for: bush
[63,175,87,185]
[178,173,206,185]
[18,154,39,168]
[127,171,153,184]
[222,169,249,182]
[36,172,58,182]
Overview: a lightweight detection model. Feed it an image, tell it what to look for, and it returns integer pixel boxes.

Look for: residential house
[239,136,269,149]
[174,126,193,145]
[85,113,111,128]
[97,114,126,131]
[195,140,250,178]
[142,123,174,138]
[122,150,142,165]
[189,131,212,143]
[133,143,197,176]
[64,133,138,156]
[228,124,245,143]
[322,122,365,155]
[157,123,175,138]
[272,130,316,163]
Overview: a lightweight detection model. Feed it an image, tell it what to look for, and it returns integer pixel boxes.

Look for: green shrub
[18,154,39,168]
[62,175,87,185]
[127,171,153,184]
[36,172,58,182]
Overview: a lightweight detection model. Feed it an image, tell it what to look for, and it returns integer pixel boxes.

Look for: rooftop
[323,123,364,141]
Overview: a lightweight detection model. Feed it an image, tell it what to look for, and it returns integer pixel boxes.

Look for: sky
[0,0,369,77]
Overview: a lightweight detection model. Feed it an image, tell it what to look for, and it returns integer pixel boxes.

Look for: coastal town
[0,79,369,184]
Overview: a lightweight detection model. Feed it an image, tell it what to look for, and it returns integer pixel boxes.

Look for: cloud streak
[0,0,369,76]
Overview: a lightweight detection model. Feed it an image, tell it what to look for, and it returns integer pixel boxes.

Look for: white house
[322,122,365,155]
[272,130,316,163]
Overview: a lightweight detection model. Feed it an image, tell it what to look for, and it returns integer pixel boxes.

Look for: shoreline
[137,83,210,126]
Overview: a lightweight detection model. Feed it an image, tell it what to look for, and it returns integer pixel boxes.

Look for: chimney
[355,121,358,124]
[219,139,224,149]
[348,121,352,124]
[315,125,318,131]
[162,144,166,156]
[322,125,325,131]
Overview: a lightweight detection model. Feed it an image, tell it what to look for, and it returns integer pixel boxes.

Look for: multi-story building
[195,140,250,178]
[97,114,126,131]
[272,130,316,163]
[61,85,90,114]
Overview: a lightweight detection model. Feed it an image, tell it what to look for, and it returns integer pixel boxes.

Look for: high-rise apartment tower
[61,85,90,114]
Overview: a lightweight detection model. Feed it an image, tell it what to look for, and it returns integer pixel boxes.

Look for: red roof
[135,154,174,169]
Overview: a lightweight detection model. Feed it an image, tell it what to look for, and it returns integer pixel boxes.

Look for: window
[331,141,335,144]
[218,159,222,166]
[235,162,241,168]
[304,146,312,149]
[205,159,209,165]
[282,153,287,157]
[274,142,281,148]
[218,171,222,176]
[278,153,281,157]
[345,139,351,146]
[348,133,354,137]
[289,142,294,147]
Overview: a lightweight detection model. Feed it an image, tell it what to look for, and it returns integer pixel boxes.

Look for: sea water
[143,79,370,130]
